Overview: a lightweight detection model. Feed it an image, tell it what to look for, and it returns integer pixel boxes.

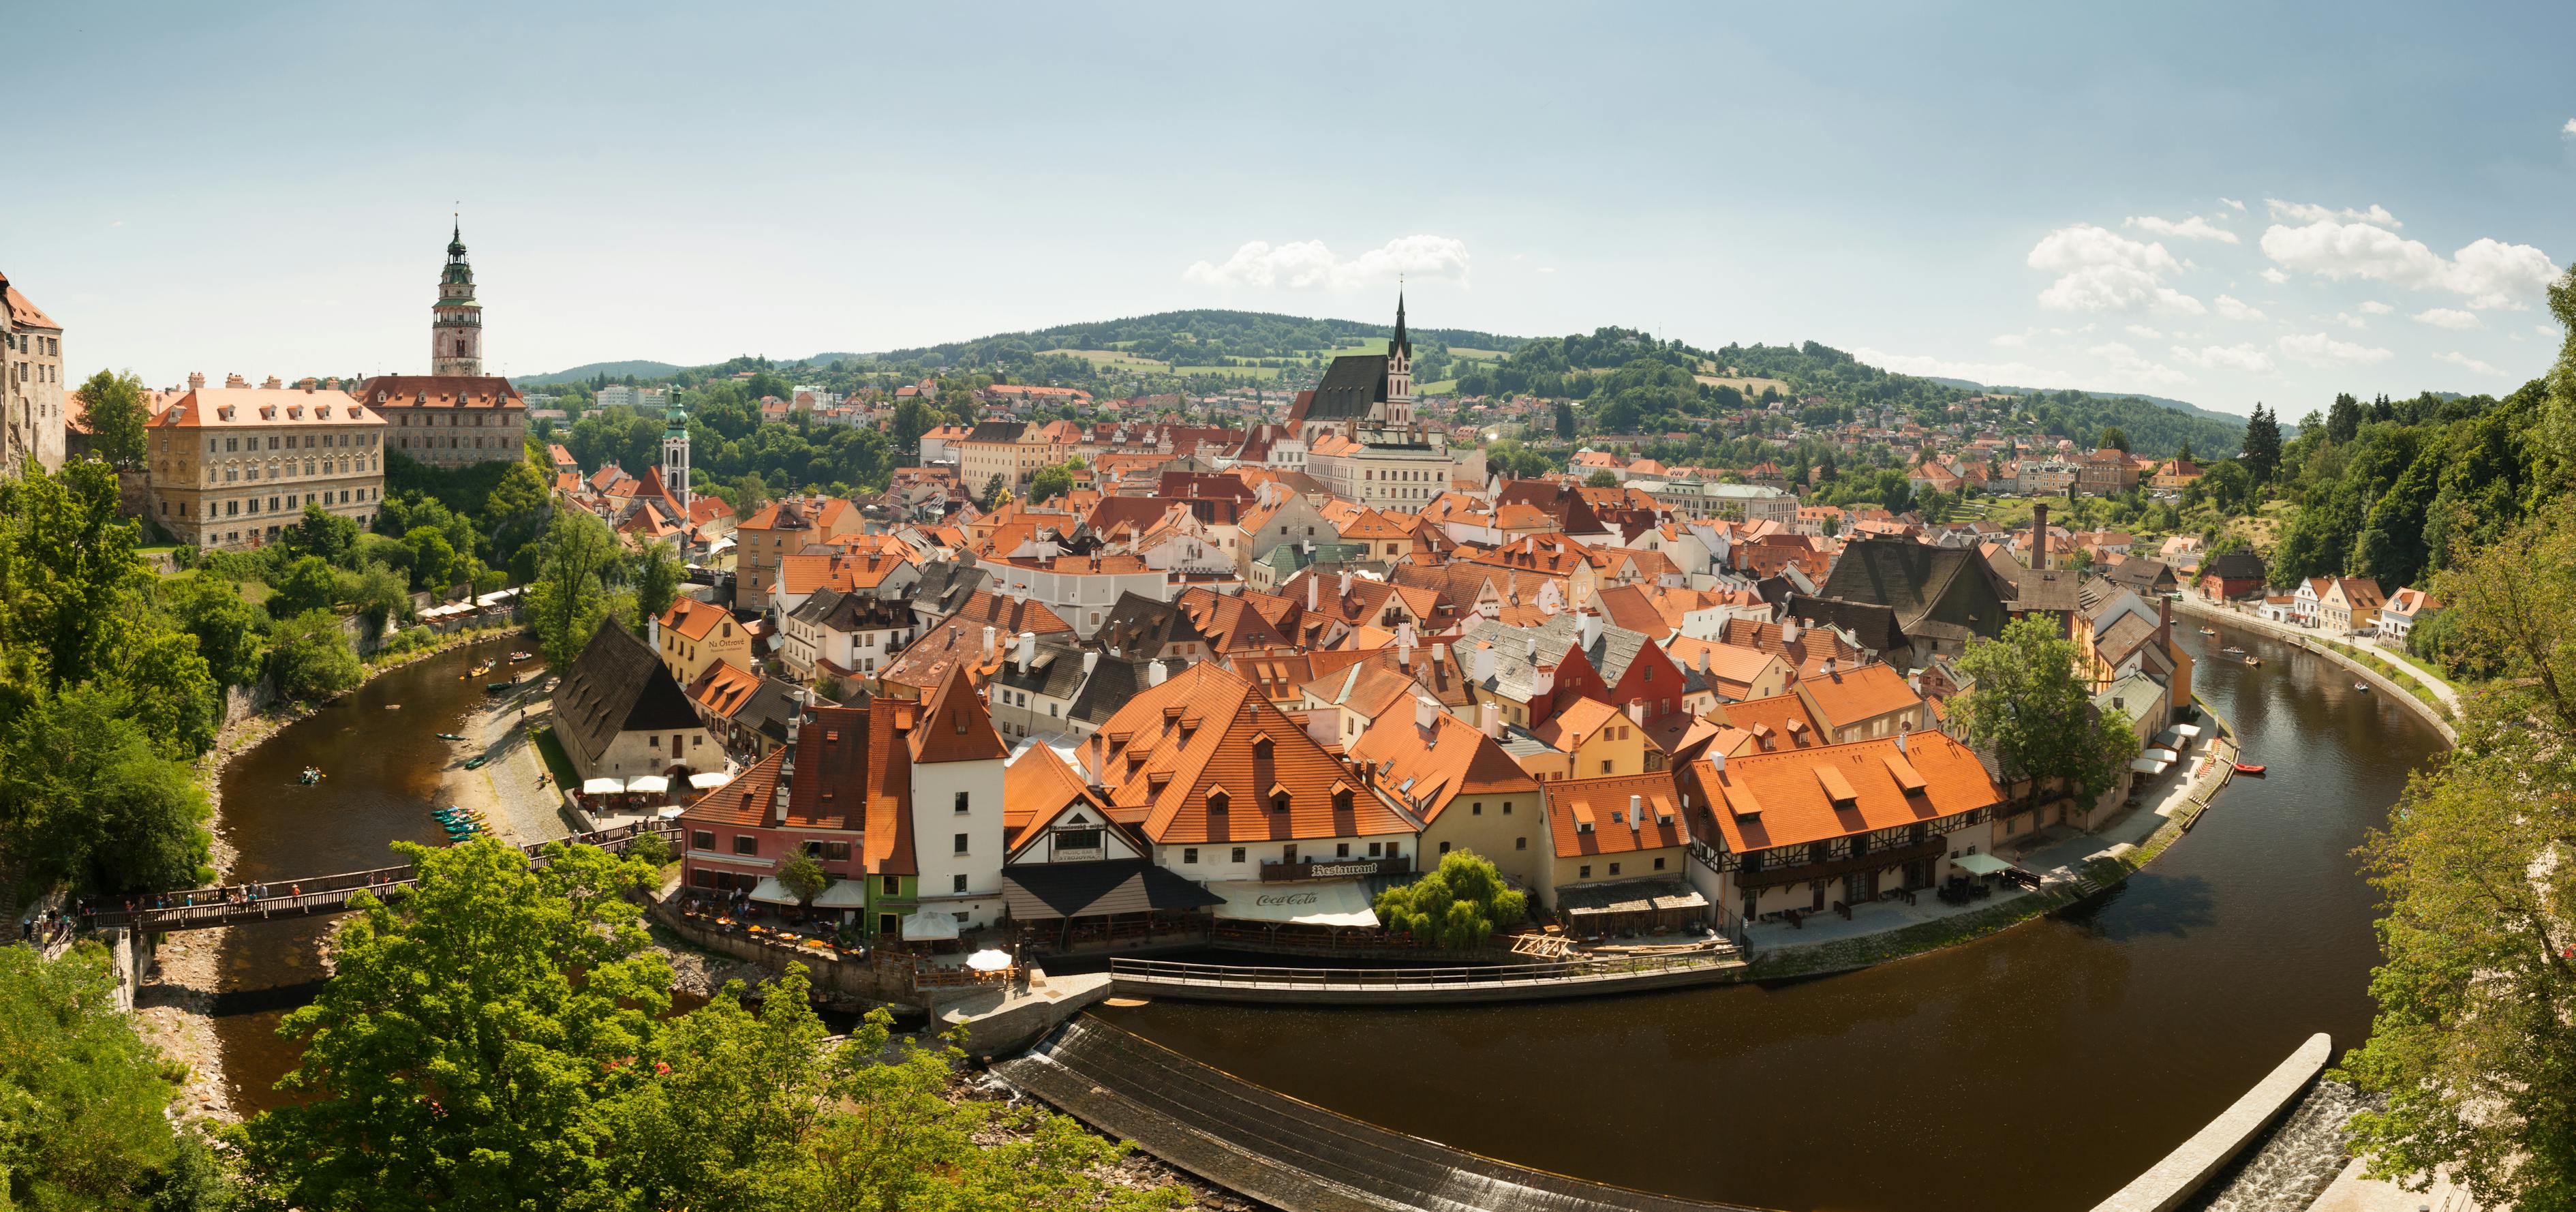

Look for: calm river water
[210,637,521,1113]
[1097,626,2443,1212]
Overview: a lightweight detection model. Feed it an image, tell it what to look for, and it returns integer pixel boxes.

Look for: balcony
[1735,836,1948,892]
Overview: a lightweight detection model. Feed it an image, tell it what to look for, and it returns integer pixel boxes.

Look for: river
[209,637,522,1114]
[1095,626,2442,1212]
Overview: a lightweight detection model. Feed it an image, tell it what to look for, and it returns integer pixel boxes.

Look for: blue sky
[14,1,2573,416]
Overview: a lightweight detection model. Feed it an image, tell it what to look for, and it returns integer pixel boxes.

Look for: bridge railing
[1108,948,1738,988]
[76,822,680,931]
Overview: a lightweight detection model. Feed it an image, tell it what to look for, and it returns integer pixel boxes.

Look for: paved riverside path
[2176,596,2461,716]
[997,1017,1760,1212]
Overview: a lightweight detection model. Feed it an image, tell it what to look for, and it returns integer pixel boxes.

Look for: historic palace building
[147,375,387,549]
[1,269,67,475]
[355,222,526,468]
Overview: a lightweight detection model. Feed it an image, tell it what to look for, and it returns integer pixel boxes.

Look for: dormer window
[1206,790,1229,815]
[1332,788,1353,814]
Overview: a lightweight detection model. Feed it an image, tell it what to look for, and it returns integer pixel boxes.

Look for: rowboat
[462,755,492,770]
[435,733,466,742]
[2243,656,2260,666]
[2197,627,2218,635]
[471,662,494,677]
[509,652,532,662]
[2222,646,2245,654]
[298,768,324,785]
[2233,762,2267,775]
[2354,682,2370,691]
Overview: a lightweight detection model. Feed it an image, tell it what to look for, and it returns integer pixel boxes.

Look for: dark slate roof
[553,622,702,766]
[1095,592,1208,658]
[2105,558,2178,593]
[802,586,915,632]
[1302,354,1390,423]
[1783,594,1905,656]
[2203,551,2267,580]
[1987,547,2083,615]
[1067,654,1191,727]
[1456,611,1655,695]
[966,421,1032,443]
[739,677,809,746]
[1818,538,2014,642]
[1001,858,1225,919]
[991,639,1092,701]
[910,561,990,618]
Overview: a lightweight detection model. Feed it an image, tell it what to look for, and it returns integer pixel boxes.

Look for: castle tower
[661,403,691,513]
[1385,291,1413,427]
[430,219,483,376]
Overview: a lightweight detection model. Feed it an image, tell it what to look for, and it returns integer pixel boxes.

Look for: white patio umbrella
[626,774,670,795]
[965,949,1013,972]
[581,777,625,796]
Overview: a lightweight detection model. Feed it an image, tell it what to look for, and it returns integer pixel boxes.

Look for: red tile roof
[1679,731,1999,853]
[1543,774,1689,859]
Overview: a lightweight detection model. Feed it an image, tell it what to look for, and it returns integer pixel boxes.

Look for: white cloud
[2434,351,2505,376]
[2260,219,2558,309]
[2260,267,2290,285]
[2265,198,2403,228]
[2126,324,2164,339]
[2171,343,2277,374]
[1990,331,2031,348]
[1184,234,1470,290]
[2126,213,2239,243]
[2329,312,2370,330]
[2277,332,2396,367]
[2220,197,2247,212]
[2544,324,2564,337]
[2087,342,2194,387]
[2414,307,2481,330]
[2359,300,2394,315]
[2564,118,2576,136]
[2214,294,2267,322]
[2026,224,2205,315]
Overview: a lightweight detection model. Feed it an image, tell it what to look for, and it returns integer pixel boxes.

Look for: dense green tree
[2198,458,2256,515]
[1554,399,1576,439]
[401,528,465,593]
[265,610,361,701]
[481,460,551,557]
[281,503,358,566]
[628,542,681,626]
[75,369,151,470]
[890,399,937,450]
[0,685,213,895]
[979,474,1009,511]
[2337,510,2576,1209]
[775,851,828,907]
[2096,425,2130,452]
[242,839,669,1212]
[348,564,412,631]
[0,944,238,1210]
[268,556,341,619]
[164,574,266,688]
[0,460,154,692]
[1583,469,1619,488]
[2327,392,2363,444]
[2243,404,2284,485]
[1026,463,1075,504]
[1948,615,2139,815]
[526,510,617,668]
[1373,851,1527,950]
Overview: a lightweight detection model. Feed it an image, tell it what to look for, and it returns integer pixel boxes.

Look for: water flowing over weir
[1099,627,2441,1211]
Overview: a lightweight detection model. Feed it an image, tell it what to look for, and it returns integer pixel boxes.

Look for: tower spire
[1392,286,1410,358]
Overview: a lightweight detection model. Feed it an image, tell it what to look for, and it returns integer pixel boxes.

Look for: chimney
[1478,700,1500,738]
[1339,569,1353,597]
[982,625,996,657]
[1627,794,1643,830]
[649,612,662,652]
[1146,661,1168,687]
[225,373,247,388]
[1824,657,1838,680]
[1578,609,1604,652]
[1017,631,1037,671]
[262,375,283,389]
[1081,650,1099,676]
[1308,575,1319,611]
[1711,748,1726,774]
[1626,700,1646,725]
[1782,616,1800,645]
[300,378,316,393]
[2158,594,2173,648]
[1698,648,1711,674]
[1415,695,1439,730]
[187,372,206,391]
[2031,502,2050,571]
[1896,723,1909,753]
[1473,643,1497,682]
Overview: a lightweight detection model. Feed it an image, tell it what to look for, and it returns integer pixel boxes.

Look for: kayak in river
[435,733,466,741]
[2233,762,2267,775]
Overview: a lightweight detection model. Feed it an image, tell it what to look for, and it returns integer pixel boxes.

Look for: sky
[12,0,2575,418]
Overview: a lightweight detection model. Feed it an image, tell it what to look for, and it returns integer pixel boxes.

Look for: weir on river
[203,628,2436,1211]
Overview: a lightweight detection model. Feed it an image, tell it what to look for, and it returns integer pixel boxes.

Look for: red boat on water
[2233,762,2267,775]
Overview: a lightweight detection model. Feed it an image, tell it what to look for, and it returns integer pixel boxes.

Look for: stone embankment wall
[2172,597,2457,744]
[2087,1033,2332,1212]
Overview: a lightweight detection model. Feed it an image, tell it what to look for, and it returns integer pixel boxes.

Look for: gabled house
[553,622,716,783]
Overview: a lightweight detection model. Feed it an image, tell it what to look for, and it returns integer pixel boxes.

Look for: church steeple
[1391,290,1411,359]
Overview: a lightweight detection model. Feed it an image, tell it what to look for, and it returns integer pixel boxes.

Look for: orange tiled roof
[1077,663,1420,845]
[1714,693,1827,752]
[1797,663,1920,730]
[1543,774,1689,859]
[1679,731,2000,853]
[685,659,763,721]
[1347,708,1541,824]
[912,664,1009,764]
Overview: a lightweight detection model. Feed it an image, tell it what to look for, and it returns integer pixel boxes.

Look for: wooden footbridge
[74,822,679,934]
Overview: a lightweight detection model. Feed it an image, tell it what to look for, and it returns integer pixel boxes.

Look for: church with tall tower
[1285,292,1483,510]
[431,221,482,376]
[1283,292,1417,446]
[358,219,526,468]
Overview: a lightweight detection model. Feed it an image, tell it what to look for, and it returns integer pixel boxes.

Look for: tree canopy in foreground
[241,837,1182,1211]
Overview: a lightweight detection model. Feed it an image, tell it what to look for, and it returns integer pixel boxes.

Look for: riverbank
[2173,596,2458,744]
[133,626,532,1125]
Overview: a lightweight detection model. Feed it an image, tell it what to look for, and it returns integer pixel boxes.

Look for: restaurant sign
[1259,855,1411,883]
